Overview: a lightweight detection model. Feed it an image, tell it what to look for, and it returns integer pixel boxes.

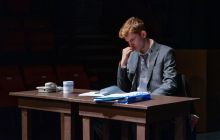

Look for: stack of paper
[78,85,124,97]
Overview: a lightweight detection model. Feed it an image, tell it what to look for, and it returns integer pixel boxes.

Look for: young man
[117,17,199,140]
[117,17,177,95]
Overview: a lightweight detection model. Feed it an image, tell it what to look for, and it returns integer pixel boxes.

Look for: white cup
[63,81,74,94]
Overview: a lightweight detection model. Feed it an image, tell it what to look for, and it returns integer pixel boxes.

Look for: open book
[78,85,124,97]
[79,85,151,104]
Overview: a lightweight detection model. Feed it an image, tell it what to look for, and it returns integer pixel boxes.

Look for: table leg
[83,117,90,140]
[61,113,71,140]
[175,116,186,140]
[21,109,28,140]
[137,123,146,140]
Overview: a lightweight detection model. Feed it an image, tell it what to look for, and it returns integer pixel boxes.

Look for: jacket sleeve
[117,63,132,92]
[151,49,177,95]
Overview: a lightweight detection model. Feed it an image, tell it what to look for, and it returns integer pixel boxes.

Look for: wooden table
[74,95,198,140]
[10,90,198,140]
[9,89,91,140]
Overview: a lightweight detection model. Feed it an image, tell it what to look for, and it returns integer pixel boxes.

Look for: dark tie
[140,54,148,66]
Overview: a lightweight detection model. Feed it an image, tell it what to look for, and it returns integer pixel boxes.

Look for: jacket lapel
[146,43,160,85]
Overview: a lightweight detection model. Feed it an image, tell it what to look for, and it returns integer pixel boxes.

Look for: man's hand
[120,47,134,68]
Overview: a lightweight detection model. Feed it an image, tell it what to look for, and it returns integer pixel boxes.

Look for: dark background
[0,0,208,86]
[0,0,218,140]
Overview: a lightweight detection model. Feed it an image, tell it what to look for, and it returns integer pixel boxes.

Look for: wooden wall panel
[175,49,207,132]
[207,50,220,131]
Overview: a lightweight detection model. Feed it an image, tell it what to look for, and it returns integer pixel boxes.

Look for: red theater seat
[55,65,90,89]
[23,65,57,90]
[0,66,25,107]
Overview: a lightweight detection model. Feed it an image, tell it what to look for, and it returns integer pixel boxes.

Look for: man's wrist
[120,62,127,68]
[119,60,127,68]
[121,65,127,69]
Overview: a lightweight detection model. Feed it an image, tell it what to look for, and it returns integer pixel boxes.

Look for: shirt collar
[138,39,154,56]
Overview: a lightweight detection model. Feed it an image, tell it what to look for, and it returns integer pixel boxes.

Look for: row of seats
[0,65,90,107]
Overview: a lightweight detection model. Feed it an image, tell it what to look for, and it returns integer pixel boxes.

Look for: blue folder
[94,91,151,104]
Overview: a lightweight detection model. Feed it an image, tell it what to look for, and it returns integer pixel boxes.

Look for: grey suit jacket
[117,41,177,95]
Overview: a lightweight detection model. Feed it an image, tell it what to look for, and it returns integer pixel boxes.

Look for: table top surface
[10,89,199,110]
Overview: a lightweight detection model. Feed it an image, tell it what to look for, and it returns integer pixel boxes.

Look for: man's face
[124,32,145,52]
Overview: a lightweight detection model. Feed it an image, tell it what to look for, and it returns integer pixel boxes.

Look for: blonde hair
[119,17,145,39]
